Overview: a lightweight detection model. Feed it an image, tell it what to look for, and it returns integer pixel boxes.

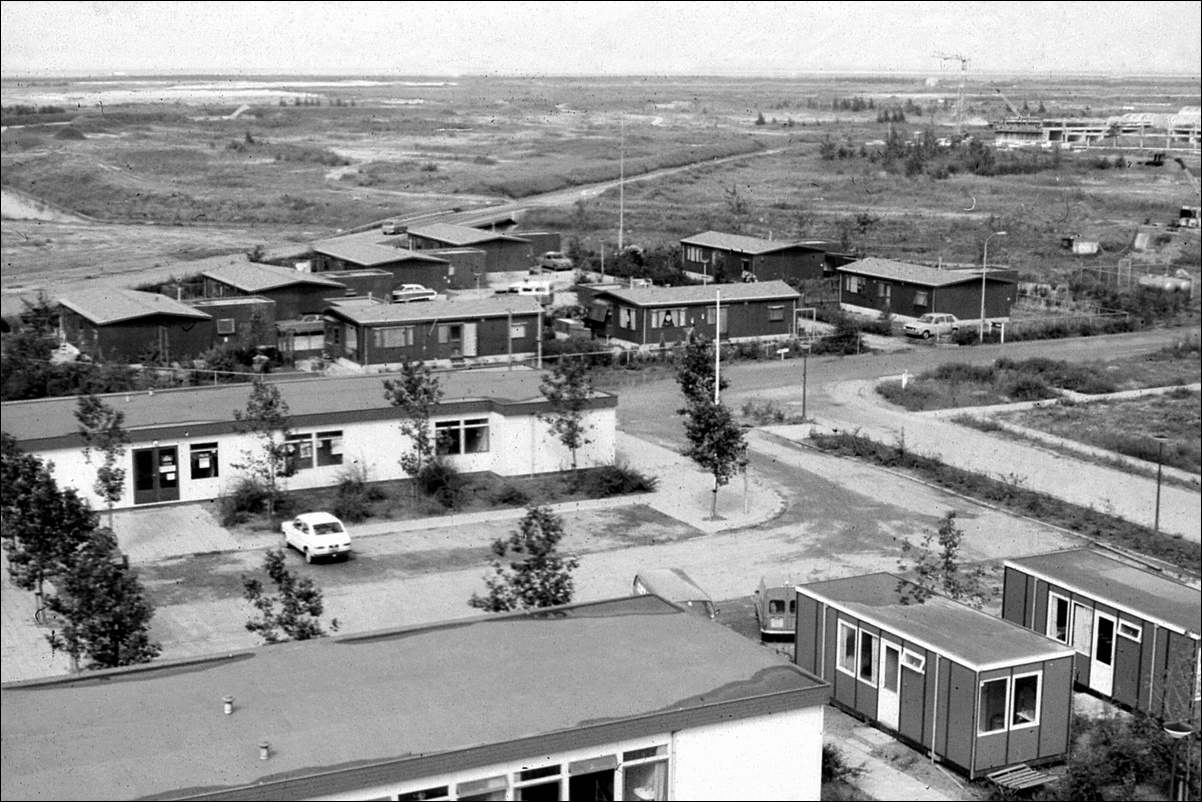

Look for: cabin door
[879,639,902,730]
[1090,609,1117,696]
[462,322,478,357]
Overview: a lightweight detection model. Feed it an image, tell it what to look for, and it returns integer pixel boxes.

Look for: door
[132,446,180,505]
[879,639,902,730]
[1091,609,1117,696]
[463,322,478,357]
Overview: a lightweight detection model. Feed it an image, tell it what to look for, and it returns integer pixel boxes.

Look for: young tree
[232,377,293,517]
[0,433,97,598]
[75,393,129,528]
[383,362,444,484]
[897,511,991,608]
[241,549,331,643]
[675,336,728,406]
[469,506,579,612]
[539,357,594,474]
[46,528,160,670]
[674,337,747,519]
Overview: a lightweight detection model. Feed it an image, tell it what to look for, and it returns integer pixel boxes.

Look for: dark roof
[2,369,611,448]
[1005,550,1201,635]
[0,596,827,801]
[798,573,1076,671]
[202,262,346,292]
[326,296,543,325]
[312,240,448,267]
[837,257,1010,288]
[597,280,800,307]
[188,296,276,309]
[680,231,818,255]
[407,222,530,247]
[58,289,212,326]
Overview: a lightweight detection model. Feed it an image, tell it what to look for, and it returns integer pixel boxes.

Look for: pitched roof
[798,573,1076,671]
[407,222,530,247]
[837,257,1010,288]
[58,289,212,325]
[1005,549,1200,635]
[597,280,800,307]
[326,296,543,325]
[0,596,827,801]
[312,240,448,267]
[201,262,346,292]
[680,231,818,255]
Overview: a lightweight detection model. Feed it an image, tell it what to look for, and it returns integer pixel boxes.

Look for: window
[1048,593,1070,644]
[838,621,857,675]
[650,308,687,328]
[706,306,728,334]
[902,649,926,673]
[189,443,219,480]
[329,325,341,346]
[285,433,314,472]
[456,776,507,801]
[769,599,785,614]
[979,678,1009,734]
[844,275,864,293]
[435,419,490,456]
[438,324,463,344]
[1071,603,1093,655]
[789,599,796,614]
[623,745,668,801]
[1011,672,1041,728]
[216,318,236,335]
[685,245,704,262]
[914,290,930,306]
[316,431,343,467]
[397,787,449,801]
[619,307,636,330]
[515,764,561,800]
[1118,621,1142,642]
[859,630,879,684]
[768,305,784,322]
[510,323,528,339]
[373,326,414,349]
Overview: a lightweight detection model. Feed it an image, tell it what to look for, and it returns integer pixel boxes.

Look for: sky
[2,1,1200,78]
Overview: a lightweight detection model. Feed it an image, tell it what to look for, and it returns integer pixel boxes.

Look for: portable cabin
[795,573,1076,779]
[1002,549,1201,721]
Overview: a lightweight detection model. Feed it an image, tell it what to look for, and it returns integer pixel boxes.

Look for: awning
[587,301,612,322]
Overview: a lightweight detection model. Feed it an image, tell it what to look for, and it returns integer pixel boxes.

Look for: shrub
[331,464,386,522]
[822,743,865,784]
[416,461,463,508]
[575,463,659,497]
[219,477,274,526]
[1002,375,1054,402]
[489,483,530,507]
[741,398,805,425]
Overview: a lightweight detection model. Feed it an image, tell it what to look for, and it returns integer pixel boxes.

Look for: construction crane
[935,52,970,134]
[1173,158,1201,228]
[994,88,1026,120]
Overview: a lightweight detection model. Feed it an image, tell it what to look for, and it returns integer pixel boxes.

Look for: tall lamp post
[1164,721,1195,801]
[980,230,1007,342]
[1153,435,1168,533]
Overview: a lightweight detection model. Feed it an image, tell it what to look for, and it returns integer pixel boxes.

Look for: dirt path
[1,187,91,223]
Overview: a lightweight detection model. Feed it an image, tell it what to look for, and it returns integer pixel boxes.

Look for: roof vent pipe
[259,740,270,760]
[223,696,234,715]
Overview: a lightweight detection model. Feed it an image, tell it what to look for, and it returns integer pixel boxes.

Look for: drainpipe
[930,657,940,764]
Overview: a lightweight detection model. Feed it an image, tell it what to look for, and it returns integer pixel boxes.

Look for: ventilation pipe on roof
[259,740,271,760]
[223,696,234,715]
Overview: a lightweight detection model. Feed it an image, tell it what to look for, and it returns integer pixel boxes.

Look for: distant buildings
[837,257,1016,323]
[680,231,828,284]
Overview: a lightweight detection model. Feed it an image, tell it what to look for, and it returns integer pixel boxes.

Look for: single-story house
[0,595,830,801]
[423,247,488,290]
[796,573,1076,780]
[406,222,532,273]
[201,262,348,321]
[313,269,394,301]
[585,280,801,348]
[681,231,827,284]
[323,296,544,370]
[837,258,1017,323]
[187,296,277,349]
[59,289,214,363]
[310,239,452,292]
[1002,549,1201,721]
[1,370,616,509]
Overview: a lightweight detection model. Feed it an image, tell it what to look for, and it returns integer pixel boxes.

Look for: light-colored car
[381,220,403,235]
[537,251,573,271]
[282,512,352,563]
[903,313,961,339]
[391,284,439,303]
[632,568,717,620]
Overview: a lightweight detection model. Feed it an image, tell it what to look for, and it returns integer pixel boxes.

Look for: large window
[1048,593,1070,644]
[285,433,314,472]
[650,308,687,329]
[838,621,857,675]
[190,443,219,480]
[836,620,881,685]
[316,431,344,467]
[619,307,636,330]
[979,678,1009,734]
[510,323,528,339]
[768,305,784,322]
[438,324,463,345]
[373,326,415,349]
[1011,672,1041,728]
[685,245,704,262]
[286,431,344,472]
[844,275,864,294]
[436,419,490,456]
[914,290,930,307]
[978,672,1043,735]
[859,630,879,684]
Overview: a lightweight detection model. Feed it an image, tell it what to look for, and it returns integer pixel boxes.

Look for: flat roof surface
[202,262,346,292]
[2,369,596,444]
[1,596,825,801]
[837,257,1005,288]
[1006,549,1201,634]
[327,295,543,324]
[681,230,816,255]
[799,574,1076,670]
[598,279,800,306]
[59,289,212,325]
[312,239,448,267]
[407,222,529,246]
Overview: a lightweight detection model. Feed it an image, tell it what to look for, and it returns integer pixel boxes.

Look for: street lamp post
[1164,721,1196,801]
[1153,435,1168,533]
[980,230,1007,342]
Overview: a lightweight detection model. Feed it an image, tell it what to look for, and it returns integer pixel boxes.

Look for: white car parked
[903,313,961,339]
[391,284,439,303]
[282,512,352,563]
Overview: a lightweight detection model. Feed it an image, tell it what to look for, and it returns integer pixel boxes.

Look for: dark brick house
[310,239,452,293]
[201,262,348,321]
[837,258,1016,323]
[406,223,532,273]
[59,289,213,362]
[681,231,827,283]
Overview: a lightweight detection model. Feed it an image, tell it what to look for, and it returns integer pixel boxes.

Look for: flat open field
[3,73,1200,298]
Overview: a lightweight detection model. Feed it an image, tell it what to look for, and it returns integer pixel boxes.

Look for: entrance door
[1091,610,1117,696]
[879,640,902,730]
[132,446,180,505]
[462,322,478,357]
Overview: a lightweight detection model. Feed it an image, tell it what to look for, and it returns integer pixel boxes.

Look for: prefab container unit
[796,573,1077,780]
[1002,549,1201,721]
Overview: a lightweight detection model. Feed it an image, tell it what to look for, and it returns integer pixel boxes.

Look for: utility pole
[618,117,625,251]
[714,289,721,404]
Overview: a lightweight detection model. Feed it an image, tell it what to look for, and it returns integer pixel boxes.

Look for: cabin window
[1011,672,1041,728]
[650,308,687,329]
[769,599,785,614]
[216,318,236,335]
[316,431,344,467]
[1117,621,1142,642]
[438,324,463,345]
[436,419,490,456]
[189,443,219,480]
[914,290,930,307]
[455,775,507,800]
[1071,603,1093,655]
[789,599,796,614]
[838,621,857,675]
[285,433,314,472]
[768,305,784,322]
[622,745,669,800]
[1048,593,1070,644]
[396,786,448,801]
[514,764,561,800]
[619,306,636,330]
[979,678,1009,734]
[510,323,528,339]
[878,282,892,304]
[902,648,926,673]
[844,275,864,294]
[685,245,704,262]
[859,630,879,684]
[373,326,415,349]
[705,306,729,334]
